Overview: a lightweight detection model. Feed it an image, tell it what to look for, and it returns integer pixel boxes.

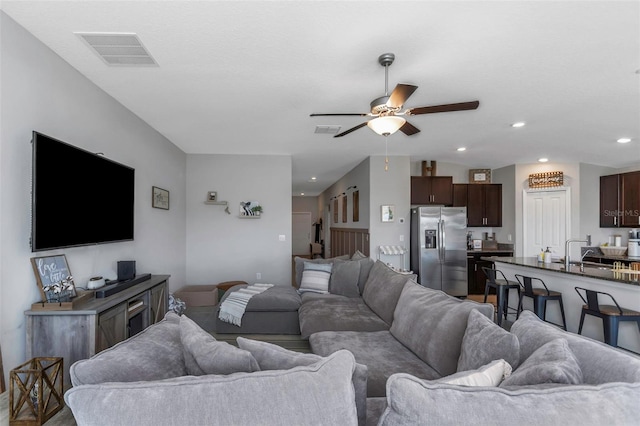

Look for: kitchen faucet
[579,249,594,272]
[564,235,592,270]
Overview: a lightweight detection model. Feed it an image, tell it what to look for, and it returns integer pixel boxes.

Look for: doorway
[523,188,571,258]
[292,212,312,256]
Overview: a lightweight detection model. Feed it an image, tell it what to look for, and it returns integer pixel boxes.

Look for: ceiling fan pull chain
[384,136,389,171]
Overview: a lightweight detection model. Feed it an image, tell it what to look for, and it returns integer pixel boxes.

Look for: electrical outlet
[278,235,286,242]
[399,235,404,242]
[256,272,261,280]
[508,234,512,241]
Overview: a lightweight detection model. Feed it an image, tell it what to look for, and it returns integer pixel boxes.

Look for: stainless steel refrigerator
[410,206,468,297]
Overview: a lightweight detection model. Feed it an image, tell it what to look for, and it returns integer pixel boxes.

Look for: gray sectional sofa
[64,253,640,425]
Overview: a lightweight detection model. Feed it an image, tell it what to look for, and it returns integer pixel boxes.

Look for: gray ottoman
[215,284,302,334]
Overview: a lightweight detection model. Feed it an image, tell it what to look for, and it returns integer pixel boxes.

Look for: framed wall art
[152,186,170,210]
[469,169,491,184]
[239,201,262,217]
[342,196,347,223]
[352,190,359,222]
[30,255,77,302]
[381,205,395,222]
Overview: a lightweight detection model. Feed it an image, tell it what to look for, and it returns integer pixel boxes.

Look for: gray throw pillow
[180,315,259,375]
[293,257,331,288]
[500,338,583,387]
[71,312,187,386]
[330,259,361,298]
[458,309,520,372]
[354,256,375,295]
[237,336,323,369]
[237,337,368,426]
[390,282,494,377]
[362,261,415,325]
[351,250,367,260]
[66,350,360,426]
[298,261,332,294]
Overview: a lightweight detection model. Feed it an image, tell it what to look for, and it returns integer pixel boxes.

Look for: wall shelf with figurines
[203,191,230,214]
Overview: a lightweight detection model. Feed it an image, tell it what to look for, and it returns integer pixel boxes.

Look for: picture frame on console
[152,186,170,210]
[30,254,77,302]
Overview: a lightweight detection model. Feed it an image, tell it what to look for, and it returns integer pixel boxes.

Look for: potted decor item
[240,201,262,217]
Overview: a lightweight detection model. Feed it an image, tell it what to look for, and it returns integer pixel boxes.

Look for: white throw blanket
[218,283,274,326]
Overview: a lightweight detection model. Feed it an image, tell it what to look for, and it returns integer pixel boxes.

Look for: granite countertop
[583,253,640,263]
[481,256,640,286]
[581,246,639,263]
[467,249,514,255]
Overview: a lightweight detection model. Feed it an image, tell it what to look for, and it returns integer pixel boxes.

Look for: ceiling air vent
[314,125,341,134]
[75,32,158,66]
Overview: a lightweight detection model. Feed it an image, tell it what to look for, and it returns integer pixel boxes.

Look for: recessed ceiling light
[617,138,632,144]
[457,147,466,152]
[511,122,526,128]
[311,177,317,180]
[300,192,305,196]
[538,158,549,163]
[307,177,317,183]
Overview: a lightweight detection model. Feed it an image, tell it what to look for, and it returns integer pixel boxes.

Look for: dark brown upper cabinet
[454,183,502,227]
[601,171,640,227]
[411,176,453,205]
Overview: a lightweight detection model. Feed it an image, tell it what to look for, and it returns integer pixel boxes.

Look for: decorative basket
[600,246,628,256]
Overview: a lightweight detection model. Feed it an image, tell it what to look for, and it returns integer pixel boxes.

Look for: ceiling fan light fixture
[367,116,406,136]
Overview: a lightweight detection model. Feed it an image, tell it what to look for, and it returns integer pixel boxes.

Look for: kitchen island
[482,257,640,354]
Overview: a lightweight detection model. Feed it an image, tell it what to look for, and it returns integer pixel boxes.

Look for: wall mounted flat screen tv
[31,131,135,252]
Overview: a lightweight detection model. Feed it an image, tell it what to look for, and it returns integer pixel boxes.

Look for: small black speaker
[117,260,136,281]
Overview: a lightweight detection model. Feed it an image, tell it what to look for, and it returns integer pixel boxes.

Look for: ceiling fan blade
[406,100,480,116]
[399,121,420,136]
[334,122,368,138]
[310,113,368,117]
[387,84,418,108]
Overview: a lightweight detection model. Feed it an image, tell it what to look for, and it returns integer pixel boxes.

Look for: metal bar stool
[515,274,567,330]
[482,266,521,327]
[575,286,640,349]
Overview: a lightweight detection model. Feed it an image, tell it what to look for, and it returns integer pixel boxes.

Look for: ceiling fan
[310,53,480,138]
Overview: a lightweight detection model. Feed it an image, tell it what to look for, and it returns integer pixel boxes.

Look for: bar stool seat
[515,274,566,330]
[482,266,521,327]
[575,286,640,350]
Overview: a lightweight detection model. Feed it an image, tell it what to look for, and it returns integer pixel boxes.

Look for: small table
[217,280,248,300]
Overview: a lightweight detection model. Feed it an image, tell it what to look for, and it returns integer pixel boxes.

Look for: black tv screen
[31,131,135,252]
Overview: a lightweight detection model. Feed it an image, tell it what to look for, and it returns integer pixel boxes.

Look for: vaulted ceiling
[2,1,639,195]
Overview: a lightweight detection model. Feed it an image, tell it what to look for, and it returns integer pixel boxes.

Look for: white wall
[493,165,516,245]
[410,160,469,182]
[370,156,411,270]
[320,158,371,230]
[580,163,618,247]
[317,156,410,267]
[318,158,371,256]
[1,12,187,384]
[292,196,319,222]
[185,154,292,286]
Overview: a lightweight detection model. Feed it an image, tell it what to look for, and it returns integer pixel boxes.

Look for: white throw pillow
[298,261,332,294]
[439,359,512,387]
